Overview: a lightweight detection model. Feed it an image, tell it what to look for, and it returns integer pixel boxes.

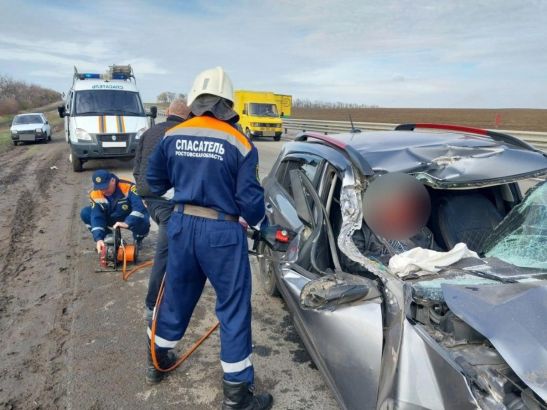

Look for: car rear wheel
[274,134,281,141]
[12,141,18,146]
[257,241,281,297]
[48,133,52,141]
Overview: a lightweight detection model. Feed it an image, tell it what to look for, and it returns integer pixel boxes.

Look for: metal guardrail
[282,118,547,151]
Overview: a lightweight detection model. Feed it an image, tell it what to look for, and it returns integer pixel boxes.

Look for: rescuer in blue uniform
[146,67,272,410]
[81,169,150,254]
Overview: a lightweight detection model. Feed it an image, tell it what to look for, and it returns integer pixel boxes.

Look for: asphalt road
[0,131,339,410]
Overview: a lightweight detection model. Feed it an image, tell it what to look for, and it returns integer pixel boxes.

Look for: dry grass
[292,108,547,132]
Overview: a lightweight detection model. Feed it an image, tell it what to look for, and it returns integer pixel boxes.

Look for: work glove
[96,240,105,254]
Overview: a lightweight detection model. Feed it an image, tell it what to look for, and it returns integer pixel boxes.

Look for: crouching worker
[80,169,150,254]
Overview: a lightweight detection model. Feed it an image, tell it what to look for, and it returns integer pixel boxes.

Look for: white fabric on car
[389,242,478,277]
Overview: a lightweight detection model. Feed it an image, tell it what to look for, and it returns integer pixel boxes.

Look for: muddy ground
[0,134,338,409]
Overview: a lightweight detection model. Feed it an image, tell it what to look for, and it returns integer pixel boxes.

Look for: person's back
[154,114,263,224]
[133,99,189,199]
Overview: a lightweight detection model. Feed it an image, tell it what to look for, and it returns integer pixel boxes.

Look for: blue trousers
[80,206,150,241]
[149,212,254,384]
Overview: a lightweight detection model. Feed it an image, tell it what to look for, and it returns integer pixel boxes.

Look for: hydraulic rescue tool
[98,227,141,277]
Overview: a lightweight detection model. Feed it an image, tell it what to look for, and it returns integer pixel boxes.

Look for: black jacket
[133,115,185,198]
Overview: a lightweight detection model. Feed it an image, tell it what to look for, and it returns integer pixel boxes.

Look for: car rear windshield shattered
[484,181,547,269]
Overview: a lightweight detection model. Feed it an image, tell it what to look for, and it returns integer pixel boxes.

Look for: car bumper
[250,130,283,137]
[71,141,138,159]
[12,133,47,142]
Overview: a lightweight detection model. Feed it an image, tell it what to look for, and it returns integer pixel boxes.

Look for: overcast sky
[1,0,546,108]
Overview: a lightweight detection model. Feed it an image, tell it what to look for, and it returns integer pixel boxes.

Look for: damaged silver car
[257,123,547,410]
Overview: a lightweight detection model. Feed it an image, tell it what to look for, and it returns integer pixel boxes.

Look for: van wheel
[71,152,83,172]
[245,128,253,140]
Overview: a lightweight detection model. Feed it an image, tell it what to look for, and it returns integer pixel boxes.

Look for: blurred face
[100,178,116,196]
[362,173,431,240]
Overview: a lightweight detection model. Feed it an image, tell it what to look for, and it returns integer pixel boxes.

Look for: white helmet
[187,66,234,106]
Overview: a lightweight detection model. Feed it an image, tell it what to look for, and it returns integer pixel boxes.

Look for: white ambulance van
[58,65,157,172]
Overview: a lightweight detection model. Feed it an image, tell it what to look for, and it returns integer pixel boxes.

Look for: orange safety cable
[150,277,220,372]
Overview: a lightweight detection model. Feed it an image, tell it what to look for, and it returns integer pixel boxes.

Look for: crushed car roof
[297,129,547,187]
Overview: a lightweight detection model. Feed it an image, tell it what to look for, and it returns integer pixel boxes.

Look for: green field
[0,130,13,154]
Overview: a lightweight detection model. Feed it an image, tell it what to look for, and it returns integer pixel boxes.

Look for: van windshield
[249,103,278,117]
[73,90,145,116]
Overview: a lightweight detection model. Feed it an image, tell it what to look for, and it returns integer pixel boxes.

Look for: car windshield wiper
[466,268,518,283]
[120,111,144,116]
[102,110,143,116]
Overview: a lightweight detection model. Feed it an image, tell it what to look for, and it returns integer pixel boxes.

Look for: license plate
[262,131,274,136]
[102,141,127,148]
[20,135,36,142]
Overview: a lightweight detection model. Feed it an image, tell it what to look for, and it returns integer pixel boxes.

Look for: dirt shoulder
[0,137,81,408]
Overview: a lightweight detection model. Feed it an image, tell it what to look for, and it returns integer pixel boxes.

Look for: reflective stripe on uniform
[165,116,251,157]
[91,227,105,232]
[221,354,253,373]
[147,327,179,348]
[130,211,145,218]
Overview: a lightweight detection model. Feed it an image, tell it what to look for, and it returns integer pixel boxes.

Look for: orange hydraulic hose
[122,259,153,281]
[150,277,220,372]
[118,256,220,372]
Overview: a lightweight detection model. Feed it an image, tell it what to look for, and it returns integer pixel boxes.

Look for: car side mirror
[148,106,158,119]
[45,120,49,124]
[57,105,66,118]
[300,272,380,311]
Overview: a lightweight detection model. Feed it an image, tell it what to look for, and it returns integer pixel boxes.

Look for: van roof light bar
[295,132,373,176]
[73,64,135,83]
[395,123,537,152]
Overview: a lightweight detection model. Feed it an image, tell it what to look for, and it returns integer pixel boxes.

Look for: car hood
[11,123,44,132]
[442,281,547,401]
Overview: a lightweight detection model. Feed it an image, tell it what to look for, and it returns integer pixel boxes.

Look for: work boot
[222,380,273,410]
[146,343,178,385]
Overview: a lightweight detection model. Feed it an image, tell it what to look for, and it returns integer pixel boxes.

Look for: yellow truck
[234,90,284,141]
[274,94,292,117]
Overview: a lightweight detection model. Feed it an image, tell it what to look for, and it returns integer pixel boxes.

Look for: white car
[10,113,52,145]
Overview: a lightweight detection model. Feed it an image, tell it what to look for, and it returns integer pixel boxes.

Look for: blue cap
[92,169,112,190]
